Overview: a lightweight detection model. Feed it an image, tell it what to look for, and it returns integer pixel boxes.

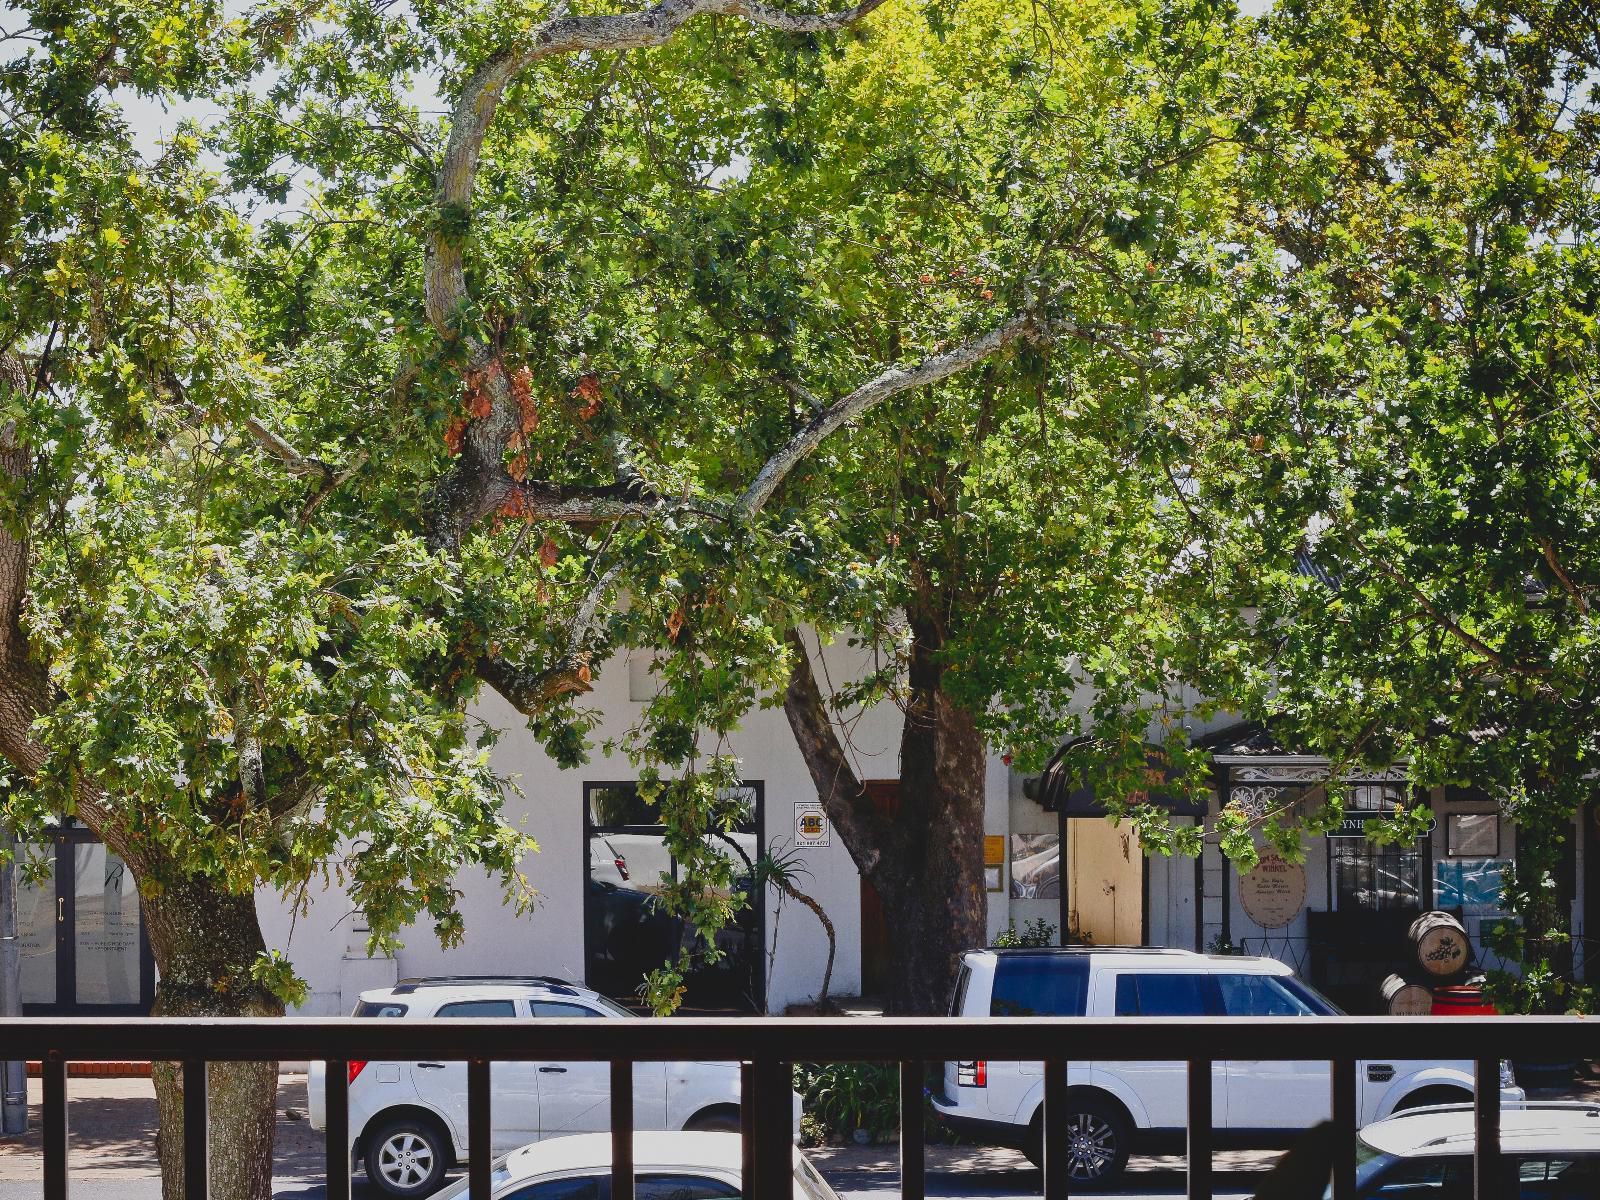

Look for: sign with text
[1326,812,1436,840]
[794,803,830,848]
[1238,850,1308,929]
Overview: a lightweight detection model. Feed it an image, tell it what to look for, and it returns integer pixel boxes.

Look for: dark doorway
[858,780,900,998]
[582,781,765,1012]
[14,826,154,1015]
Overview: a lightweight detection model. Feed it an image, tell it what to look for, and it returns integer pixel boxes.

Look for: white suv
[933,948,1525,1189]
[308,976,793,1199]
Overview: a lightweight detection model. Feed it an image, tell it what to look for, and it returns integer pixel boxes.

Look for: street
[0,1075,1274,1200]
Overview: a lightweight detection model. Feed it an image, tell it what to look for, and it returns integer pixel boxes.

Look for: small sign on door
[795,803,830,848]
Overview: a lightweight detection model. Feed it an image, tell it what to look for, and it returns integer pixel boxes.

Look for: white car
[308,976,799,1199]
[426,1131,843,1199]
[932,947,1525,1188]
[1336,1102,1600,1197]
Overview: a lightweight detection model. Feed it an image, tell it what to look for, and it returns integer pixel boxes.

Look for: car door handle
[416,1062,447,1070]
[538,1066,567,1074]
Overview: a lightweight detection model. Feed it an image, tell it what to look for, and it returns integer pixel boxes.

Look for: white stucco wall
[257,634,1015,1015]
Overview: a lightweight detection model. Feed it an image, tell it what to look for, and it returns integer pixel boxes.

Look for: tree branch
[781,627,893,878]
[739,313,1071,516]
[425,0,889,335]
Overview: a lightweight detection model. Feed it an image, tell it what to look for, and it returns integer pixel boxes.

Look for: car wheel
[685,1107,741,1133]
[364,1115,450,1199]
[1029,1096,1132,1189]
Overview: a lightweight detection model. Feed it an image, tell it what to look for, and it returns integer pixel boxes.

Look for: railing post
[468,1059,492,1200]
[752,1057,793,1200]
[740,1061,756,1189]
[1474,1057,1501,1200]
[611,1059,634,1200]
[1043,1056,1068,1200]
[183,1059,207,1200]
[324,1061,350,1200]
[1331,1057,1356,1200]
[1187,1059,1212,1200]
[899,1060,924,1200]
[42,1051,67,1200]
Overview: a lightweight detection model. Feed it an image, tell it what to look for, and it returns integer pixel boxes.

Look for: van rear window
[352,1001,408,1017]
[990,956,1088,1017]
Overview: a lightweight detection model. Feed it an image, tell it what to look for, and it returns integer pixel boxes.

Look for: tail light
[957,1060,987,1087]
[615,857,629,881]
[348,1061,368,1085]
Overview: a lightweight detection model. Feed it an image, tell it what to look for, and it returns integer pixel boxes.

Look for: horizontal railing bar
[0,1015,1586,1062]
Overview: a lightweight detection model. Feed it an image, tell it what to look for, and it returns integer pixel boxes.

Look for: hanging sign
[1326,812,1437,840]
[795,803,830,848]
[1237,850,1307,930]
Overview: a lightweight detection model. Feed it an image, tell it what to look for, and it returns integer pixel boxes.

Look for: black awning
[1023,737,1207,817]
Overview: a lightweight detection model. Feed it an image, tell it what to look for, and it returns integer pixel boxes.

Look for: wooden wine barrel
[1431,984,1497,1016]
[1409,911,1471,978]
[1380,973,1434,1016]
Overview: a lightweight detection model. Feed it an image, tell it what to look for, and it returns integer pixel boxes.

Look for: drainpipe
[0,828,26,1135]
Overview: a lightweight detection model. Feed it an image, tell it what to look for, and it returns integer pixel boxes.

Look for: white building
[13,641,1583,1018]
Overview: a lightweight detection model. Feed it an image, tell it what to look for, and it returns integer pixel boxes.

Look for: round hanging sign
[1237,850,1307,930]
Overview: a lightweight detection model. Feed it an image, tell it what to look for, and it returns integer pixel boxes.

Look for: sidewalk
[0,1074,321,1182]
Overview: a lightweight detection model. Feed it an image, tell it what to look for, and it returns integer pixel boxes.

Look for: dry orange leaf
[539,537,558,568]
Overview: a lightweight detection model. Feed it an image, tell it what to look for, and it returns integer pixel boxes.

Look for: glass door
[16,831,153,1014]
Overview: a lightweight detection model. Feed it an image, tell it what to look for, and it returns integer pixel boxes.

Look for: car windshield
[586,993,638,1019]
[1282,975,1345,1016]
[427,1158,514,1198]
[1321,1142,1397,1198]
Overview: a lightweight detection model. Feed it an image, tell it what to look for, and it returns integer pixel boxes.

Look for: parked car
[1334,1102,1600,1198]
[932,947,1525,1189]
[308,977,800,1199]
[424,1131,842,1199]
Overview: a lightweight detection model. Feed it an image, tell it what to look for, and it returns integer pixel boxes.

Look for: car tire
[364,1114,450,1199]
[685,1106,742,1133]
[1026,1095,1132,1189]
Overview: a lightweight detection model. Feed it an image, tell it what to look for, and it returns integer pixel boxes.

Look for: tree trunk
[782,618,989,1017]
[144,874,283,1200]
[876,617,988,1015]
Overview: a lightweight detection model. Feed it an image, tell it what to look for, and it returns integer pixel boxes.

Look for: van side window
[1216,974,1317,1017]
[1113,973,1214,1016]
[990,956,1089,1017]
[435,999,517,1018]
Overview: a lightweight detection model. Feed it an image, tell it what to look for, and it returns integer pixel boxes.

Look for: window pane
[1371,1158,1469,1197]
[637,1175,741,1198]
[1217,975,1315,1017]
[528,1002,602,1018]
[73,844,141,1005]
[505,1179,604,1200]
[588,785,657,828]
[1118,973,1212,1017]
[436,1000,516,1018]
[14,846,55,1005]
[1332,841,1423,913]
[353,1001,409,1018]
[991,956,1088,1017]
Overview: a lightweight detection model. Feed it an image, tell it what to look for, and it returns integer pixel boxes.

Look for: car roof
[503,1132,748,1177]
[969,947,1296,973]
[1361,1104,1600,1158]
[359,976,599,1006]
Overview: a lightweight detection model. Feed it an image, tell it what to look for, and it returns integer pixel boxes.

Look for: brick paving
[0,1074,322,1182]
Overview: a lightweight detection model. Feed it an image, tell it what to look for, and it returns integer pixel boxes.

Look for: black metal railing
[0,1014,1590,1199]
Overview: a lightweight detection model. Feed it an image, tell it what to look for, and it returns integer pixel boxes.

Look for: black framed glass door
[15,829,154,1014]
[583,780,765,1012]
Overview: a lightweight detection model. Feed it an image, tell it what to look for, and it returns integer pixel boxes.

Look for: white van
[932,947,1523,1188]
